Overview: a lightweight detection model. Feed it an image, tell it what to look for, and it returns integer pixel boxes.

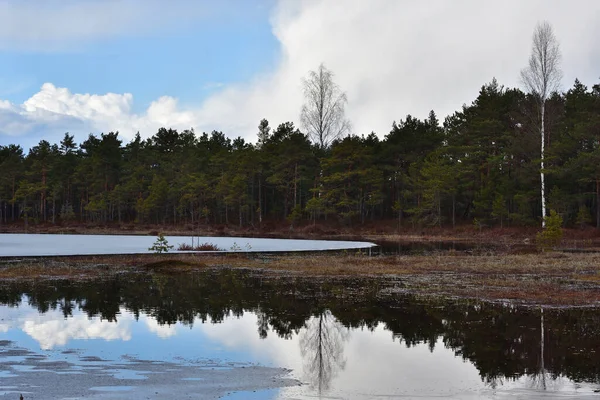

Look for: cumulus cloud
[0,84,198,147]
[22,312,132,350]
[0,0,599,147]
[198,0,600,139]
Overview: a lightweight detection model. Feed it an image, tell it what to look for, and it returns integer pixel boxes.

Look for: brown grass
[177,242,223,251]
[2,251,600,306]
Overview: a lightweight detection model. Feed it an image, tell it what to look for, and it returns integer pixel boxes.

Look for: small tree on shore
[536,210,563,251]
[149,234,173,253]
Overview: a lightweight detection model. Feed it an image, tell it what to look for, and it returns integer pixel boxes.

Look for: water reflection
[0,269,599,397]
[375,239,499,255]
[300,310,348,394]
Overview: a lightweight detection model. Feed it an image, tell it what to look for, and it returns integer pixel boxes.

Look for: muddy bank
[1,251,600,306]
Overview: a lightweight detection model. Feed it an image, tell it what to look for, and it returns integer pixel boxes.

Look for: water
[1,270,599,399]
[374,239,503,255]
[0,233,375,257]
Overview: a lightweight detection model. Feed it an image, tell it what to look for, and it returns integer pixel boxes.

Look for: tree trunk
[541,101,546,228]
[438,191,442,228]
[540,306,546,389]
[23,199,28,232]
[258,175,263,224]
[42,167,47,222]
[596,178,600,229]
[294,163,298,209]
[250,179,255,226]
[452,193,456,229]
[11,177,15,222]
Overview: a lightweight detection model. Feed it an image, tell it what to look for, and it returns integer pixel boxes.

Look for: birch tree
[521,21,562,227]
[300,63,350,148]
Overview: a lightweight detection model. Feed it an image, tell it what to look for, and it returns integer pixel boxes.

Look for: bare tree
[300,63,350,148]
[521,21,562,227]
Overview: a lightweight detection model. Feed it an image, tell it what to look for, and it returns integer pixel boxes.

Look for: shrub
[177,242,223,251]
[177,243,194,251]
[196,242,223,251]
[536,210,563,251]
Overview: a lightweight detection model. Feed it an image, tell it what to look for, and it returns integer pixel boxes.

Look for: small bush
[177,242,223,251]
[196,242,223,251]
[536,210,563,251]
[177,243,194,251]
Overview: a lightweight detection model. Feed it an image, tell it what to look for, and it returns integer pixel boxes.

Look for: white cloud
[21,312,132,350]
[1,0,599,148]
[200,312,302,367]
[0,84,198,146]
[24,83,133,123]
[198,0,600,139]
[144,317,177,339]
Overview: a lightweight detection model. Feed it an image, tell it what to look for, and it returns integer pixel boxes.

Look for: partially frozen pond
[1,271,599,399]
[0,233,375,257]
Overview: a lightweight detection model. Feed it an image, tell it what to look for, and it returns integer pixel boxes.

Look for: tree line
[0,76,599,230]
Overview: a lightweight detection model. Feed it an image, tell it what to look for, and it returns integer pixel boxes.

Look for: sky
[0,0,598,151]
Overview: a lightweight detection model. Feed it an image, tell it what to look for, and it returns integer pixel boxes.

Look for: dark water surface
[374,240,504,255]
[1,269,599,399]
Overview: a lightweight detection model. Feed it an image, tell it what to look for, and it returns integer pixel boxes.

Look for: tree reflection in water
[1,269,600,389]
[299,310,349,394]
[532,306,547,390]
[527,306,566,392]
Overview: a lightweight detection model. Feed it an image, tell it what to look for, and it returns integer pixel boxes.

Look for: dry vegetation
[2,250,600,306]
[177,242,223,251]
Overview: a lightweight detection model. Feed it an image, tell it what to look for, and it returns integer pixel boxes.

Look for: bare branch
[300,63,351,148]
[521,21,562,104]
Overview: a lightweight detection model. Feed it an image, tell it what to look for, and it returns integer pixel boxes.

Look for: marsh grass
[141,259,207,274]
[2,252,600,305]
[177,242,223,251]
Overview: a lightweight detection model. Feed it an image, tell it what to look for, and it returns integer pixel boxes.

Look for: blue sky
[0,0,599,151]
[0,1,278,112]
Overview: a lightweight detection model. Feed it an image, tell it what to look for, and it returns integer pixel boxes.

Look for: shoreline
[1,251,600,307]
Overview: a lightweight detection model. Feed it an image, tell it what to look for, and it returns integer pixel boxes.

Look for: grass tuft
[177,242,223,251]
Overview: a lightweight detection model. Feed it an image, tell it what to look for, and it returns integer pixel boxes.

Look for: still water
[0,233,375,256]
[1,270,599,399]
